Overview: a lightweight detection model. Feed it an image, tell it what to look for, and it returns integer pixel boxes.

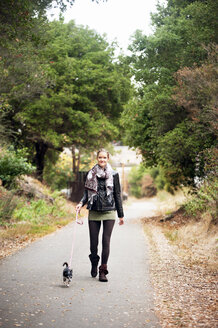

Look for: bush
[0,188,18,226]
[128,166,144,198]
[43,150,75,190]
[128,165,170,198]
[0,147,34,187]
[185,178,218,222]
[184,176,218,220]
[13,195,68,224]
[184,147,218,222]
[152,168,167,191]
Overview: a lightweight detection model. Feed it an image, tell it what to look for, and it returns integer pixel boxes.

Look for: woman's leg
[88,220,101,257]
[88,220,101,277]
[101,220,115,265]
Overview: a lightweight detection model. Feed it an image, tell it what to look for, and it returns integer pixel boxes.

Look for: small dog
[63,262,73,287]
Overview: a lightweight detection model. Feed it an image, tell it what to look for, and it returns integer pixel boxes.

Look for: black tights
[88,220,115,265]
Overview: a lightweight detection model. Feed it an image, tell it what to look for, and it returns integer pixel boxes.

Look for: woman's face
[97,151,109,168]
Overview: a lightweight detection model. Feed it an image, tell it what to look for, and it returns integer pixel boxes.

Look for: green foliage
[0,112,15,147]
[128,165,168,198]
[173,44,218,137]
[0,0,91,44]
[121,85,186,167]
[43,147,94,190]
[128,166,145,198]
[184,178,218,219]
[2,18,132,180]
[0,181,74,236]
[43,152,74,190]
[0,189,18,226]
[164,230,178,242]
[184,148,218,220]
[157,120,215,186]
[153,168,167,191]
[13,197,67,224]
[0,147,34,187]
[123,0,218,188]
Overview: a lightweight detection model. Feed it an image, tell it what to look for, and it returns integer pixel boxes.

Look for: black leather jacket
[80,171,124,218]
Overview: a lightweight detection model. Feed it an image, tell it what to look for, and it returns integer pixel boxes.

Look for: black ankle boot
[89,254,100,278]
[99,264,108,282]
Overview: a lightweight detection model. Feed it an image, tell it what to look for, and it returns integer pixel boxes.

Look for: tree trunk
[76,149,80,173]
[72,146,80,174]
[35,141,48,181]
[72,145,76,174]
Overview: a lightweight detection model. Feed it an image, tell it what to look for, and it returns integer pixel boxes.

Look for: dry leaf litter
[144,223,217,328]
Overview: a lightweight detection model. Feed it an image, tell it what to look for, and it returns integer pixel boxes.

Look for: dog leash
[76,210,83,225]
[68,210,83,269]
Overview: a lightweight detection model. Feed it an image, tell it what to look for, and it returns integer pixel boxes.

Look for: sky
[48,0,166,52]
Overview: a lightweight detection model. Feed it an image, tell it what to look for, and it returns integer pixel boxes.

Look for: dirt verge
[143,216,218,328]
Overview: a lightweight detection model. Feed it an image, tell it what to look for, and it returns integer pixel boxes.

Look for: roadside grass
[164,230,178,242]
[144,215,217,270]
[0,188,18,226]
[143,183,218,269]
[13,197,68,224]
[154,188,187,216]
[0,186,76,245]
[171,213,217,268]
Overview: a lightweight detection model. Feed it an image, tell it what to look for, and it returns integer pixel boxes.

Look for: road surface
[0,200,160,328]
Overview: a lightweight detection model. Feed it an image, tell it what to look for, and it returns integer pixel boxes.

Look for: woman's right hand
[76,203,82,213]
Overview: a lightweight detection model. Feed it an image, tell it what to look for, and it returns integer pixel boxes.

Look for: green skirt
[88,210,116,221]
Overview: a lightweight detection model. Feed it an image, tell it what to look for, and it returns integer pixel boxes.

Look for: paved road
[0,201,160,328]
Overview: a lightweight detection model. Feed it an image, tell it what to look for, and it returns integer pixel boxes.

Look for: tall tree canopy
[1,17,132,180]
[122,0,218,187]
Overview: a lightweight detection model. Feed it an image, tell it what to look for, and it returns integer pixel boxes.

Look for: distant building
[110,146,142,195]
[110,145,142,168]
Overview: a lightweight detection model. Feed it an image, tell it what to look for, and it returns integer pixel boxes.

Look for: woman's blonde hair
[97,148,110,159]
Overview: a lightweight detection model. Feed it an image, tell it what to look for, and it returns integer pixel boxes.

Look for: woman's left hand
[76,203,82,213]
[119,218,124,225]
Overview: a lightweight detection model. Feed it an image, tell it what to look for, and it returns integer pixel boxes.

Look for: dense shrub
[128,165,169,198]
[13,196,67,224]
[0,147,34,187]
[128,166,145,198]
[0,188,18,226]
[184,148,218,222]
[184,177,217,222]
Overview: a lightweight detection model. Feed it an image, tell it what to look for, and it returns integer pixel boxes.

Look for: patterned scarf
[85,163,113,205]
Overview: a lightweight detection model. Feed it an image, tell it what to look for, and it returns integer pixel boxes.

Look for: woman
[76,149,124,282]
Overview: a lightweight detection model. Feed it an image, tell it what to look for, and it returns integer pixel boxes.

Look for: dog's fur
[63,262,73,286]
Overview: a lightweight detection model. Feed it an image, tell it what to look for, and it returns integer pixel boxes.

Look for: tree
[12,20,131,180]
[173,44,218,137]
[122,0,218,187]
[1,0,128,182]
[0,0,107,109]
